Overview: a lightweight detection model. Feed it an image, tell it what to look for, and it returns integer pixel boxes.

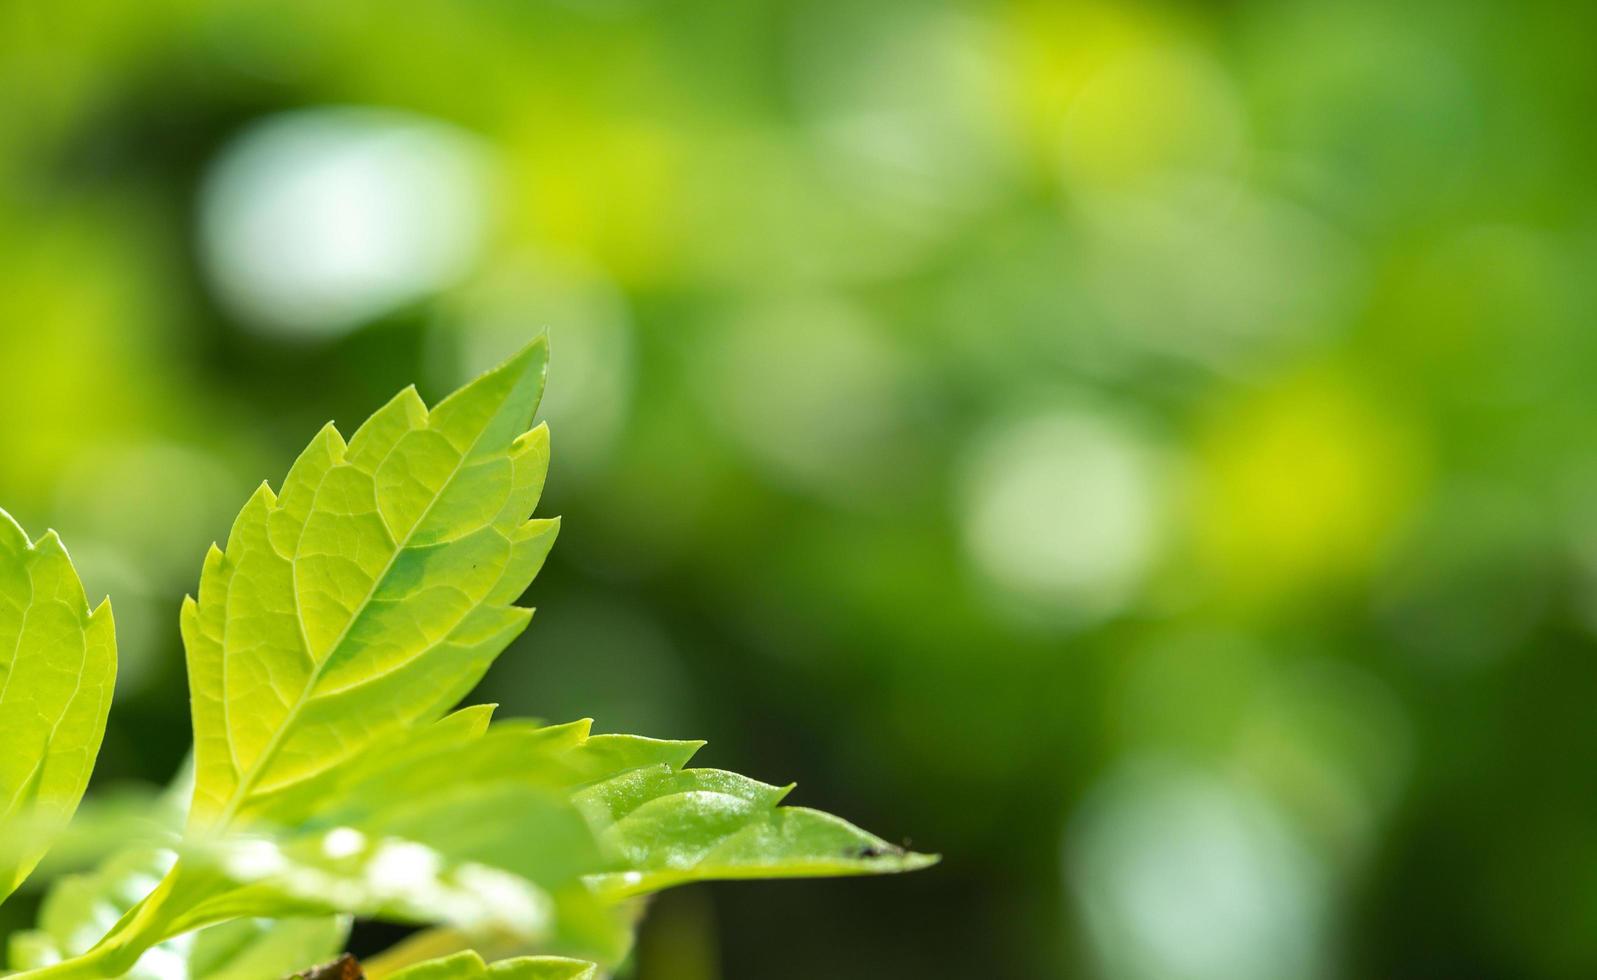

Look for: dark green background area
[4,1,1597,976]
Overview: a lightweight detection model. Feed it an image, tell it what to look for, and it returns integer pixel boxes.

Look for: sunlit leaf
[7,845,348,979]
[2,344,932,979]
[386,950,598,980]
[8,848,174,973]
[182,340,556,832]
[176,787,593,943]
[0,782,179,884]
[185,916,349,980]
[576,767,938,898]
[168,719,636,958]
[0,509,116,902]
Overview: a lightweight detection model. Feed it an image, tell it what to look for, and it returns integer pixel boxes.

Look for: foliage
[0,512,116,904]
[0,341,932,978]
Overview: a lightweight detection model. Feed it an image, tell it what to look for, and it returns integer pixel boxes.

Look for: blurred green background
[2,0,1594,976]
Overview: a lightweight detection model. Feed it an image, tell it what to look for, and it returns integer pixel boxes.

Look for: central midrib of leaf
[211,409,496,831]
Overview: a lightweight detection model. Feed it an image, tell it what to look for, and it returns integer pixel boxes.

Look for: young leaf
[302,718,700,834]
[176,828,564,942]
[183,916,350,980]
[8,848,172,973]
[287,715,935,906]
[0,509,116,901]
[171,722,636,959]
[386,950,598,980]
[6,343,937,979]
[182,340,557,832]
[7,844,348,979]
[575,767,938,899]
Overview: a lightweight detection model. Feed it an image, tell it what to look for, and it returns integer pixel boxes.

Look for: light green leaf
[387,950,599,980]
[184,916,349,980]
[8,845,348,979]
[0,508,116,902]
[302,718,700,835]
[177,787,589,941]
[4,343,935,979]
[182,340,557,832]
[0,781,179,886]
[576,767,938,898]
[231,718,697,958]
[166,720,635,958]
[485,956,599,980]
[290,715,935,906]
[8,848,173,973]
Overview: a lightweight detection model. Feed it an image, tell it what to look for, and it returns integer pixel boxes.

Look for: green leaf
[8,845,348,979]
[182,340,557,832]
[184,916,349,980]
[177,787,593,942]
[3,343,934,979]
[302,718,700,835]
[0,509,117,901]
[168,719,636,959]
[387,950,599,980]
[14,784,185,882]
[8,848,171,973]
[576,767,939,898]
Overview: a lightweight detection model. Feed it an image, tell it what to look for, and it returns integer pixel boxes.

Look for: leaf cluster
[0,340,932,979]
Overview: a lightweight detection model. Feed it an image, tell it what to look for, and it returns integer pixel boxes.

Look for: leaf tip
[0,505,25,544]
[312,419,348,452]
[515,421,551,453]
[493,335,551,379]
[846,841,939,872]
[248,479,279,508]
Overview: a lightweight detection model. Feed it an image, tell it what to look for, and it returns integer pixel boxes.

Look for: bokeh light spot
[200,107,491,338]
[959,409,1167,627]
[1194,373,1425,600]
[1060,45,1246,193]
[1068,760,1325,980]
[703,297,913,500]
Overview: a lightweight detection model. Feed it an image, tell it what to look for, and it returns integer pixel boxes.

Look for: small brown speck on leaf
[849,842,905,860]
